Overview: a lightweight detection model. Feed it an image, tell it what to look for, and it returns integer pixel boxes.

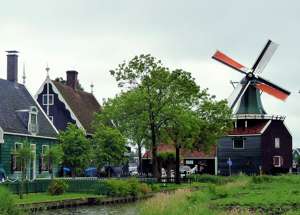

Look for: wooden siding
[0,134,57,178]
[261,120,292,173]
[37,84,76,131]
[217,136,261,175]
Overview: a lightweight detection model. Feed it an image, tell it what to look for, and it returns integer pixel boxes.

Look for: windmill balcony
[232,114,286,121]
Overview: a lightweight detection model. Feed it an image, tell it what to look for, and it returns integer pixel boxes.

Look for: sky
[1,0,300,146]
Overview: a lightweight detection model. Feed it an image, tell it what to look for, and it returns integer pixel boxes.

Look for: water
[38,203,139,215]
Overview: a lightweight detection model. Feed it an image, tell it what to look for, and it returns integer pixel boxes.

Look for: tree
[110,54,199,177]
[14,141,34,199]
[59,124,91,177]
[92,124,127,176]
[94,89,149,174]
[44,145,63,179]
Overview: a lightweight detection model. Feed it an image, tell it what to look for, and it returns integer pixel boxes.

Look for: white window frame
[273,156,283,167]
[275,137,280,149]
[42,94,54,106]
[14,142,23,172]
[233,138,244,149]
[28,106,39,135]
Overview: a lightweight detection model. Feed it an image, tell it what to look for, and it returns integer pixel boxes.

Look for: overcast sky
[1,0,300,146]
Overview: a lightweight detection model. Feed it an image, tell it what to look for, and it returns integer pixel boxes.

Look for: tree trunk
[175,145,181,184]
[137,144,143,175]
[150,120,159,178]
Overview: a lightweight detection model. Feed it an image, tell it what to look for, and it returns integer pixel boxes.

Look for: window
[42,145,49,155]
[273,156,283,167]
[275,138,280,149]
[28,106,38,134]
[42,94,54,105]
[233,138,244,149]
[0,127,4,144]
[12,143,23,172]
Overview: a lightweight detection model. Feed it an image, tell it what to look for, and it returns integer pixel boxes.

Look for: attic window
[28,106,38,135]
[275,138,280,149]
[42,94,54,105]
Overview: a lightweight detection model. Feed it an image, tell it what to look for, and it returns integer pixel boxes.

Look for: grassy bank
[140,174,300,215]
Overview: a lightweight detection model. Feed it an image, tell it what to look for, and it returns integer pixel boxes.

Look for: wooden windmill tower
[213,40,293,175]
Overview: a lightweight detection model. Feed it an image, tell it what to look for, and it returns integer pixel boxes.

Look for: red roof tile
[53,81,101,133]
[228,121,269,135]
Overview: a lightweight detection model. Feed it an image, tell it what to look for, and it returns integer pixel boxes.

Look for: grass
[139,174,300,215]
[14,193,103,204]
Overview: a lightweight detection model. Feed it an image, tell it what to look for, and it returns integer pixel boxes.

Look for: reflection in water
[38,203,139,215]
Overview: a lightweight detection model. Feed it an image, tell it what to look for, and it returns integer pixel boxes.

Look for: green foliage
[93,178,151,197]
[188,174,234,185]
[157,152,175,161]
[44,145,63,178]
[48,180,68,195]
[59,124,91,176]
[92,125,127,169]
[0,187,23,215]
[252,175,273,184]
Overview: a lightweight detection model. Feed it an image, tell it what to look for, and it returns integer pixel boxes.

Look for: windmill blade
[227,80,251,109]
[212,51,249,75]
[256,76,290,100]
[252,40,279,74]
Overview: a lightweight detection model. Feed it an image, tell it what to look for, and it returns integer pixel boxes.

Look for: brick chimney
[66,70,78,90]
[6,51,19,83]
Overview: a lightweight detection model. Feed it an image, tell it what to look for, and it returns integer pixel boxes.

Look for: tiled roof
[143,144,216,159]
[228,121,269,135]
[53,81,101,133]
[0,79,57,137]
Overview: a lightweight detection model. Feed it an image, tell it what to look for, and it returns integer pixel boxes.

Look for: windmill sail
[227,81,251,109]
[252,40,278,74]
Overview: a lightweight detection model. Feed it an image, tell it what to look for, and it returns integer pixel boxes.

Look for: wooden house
[35,70,101,136]
[0,51,58,180]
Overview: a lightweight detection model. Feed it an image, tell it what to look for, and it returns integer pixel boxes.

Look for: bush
[0,186,23,215]
[93,178,151,197]
[252,175,273,184]
[48,180,68,195]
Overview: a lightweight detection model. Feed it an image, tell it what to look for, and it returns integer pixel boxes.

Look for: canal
[38,203,139,215]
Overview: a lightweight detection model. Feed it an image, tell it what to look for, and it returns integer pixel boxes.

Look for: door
[30,144,36,180]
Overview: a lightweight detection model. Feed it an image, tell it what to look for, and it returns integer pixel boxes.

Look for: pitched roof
[143,144,216,159]
[228,120,270,136]
[52,81,101,133]
[0,79,57,137]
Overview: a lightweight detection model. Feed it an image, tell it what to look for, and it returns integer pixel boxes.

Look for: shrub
[0,186,23,215]
[93,178,151,197]
[48,180,68,195]
[252,175,273,184]
[150,184,160,192]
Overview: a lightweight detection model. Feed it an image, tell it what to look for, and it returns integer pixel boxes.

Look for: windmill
[212,40,290,114]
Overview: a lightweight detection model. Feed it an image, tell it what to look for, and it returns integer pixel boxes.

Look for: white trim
[42,94,54,106]
[215,156,217,175]
[260,120,272,134]
[228,134,261,137]
[28,79,59,135]
[4,131,57,140]
[35,78,86,133]
[0,127,4,144]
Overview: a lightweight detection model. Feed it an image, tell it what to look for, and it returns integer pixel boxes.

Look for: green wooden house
[0,51,58,180]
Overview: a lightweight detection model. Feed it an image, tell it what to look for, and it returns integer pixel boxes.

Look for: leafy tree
[92,125,127,176]
[110,54,190,177]
[95,89,149,174]
[14,141,34,199]
[44,145,63,179]
[59,124,91,177]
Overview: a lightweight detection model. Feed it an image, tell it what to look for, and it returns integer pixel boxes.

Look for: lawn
[139,174,300,215]
[14,193,103,204]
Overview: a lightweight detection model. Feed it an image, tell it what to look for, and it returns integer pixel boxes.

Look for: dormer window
[28,106,38,135]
